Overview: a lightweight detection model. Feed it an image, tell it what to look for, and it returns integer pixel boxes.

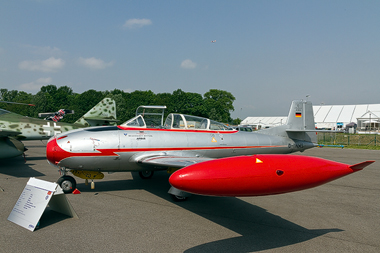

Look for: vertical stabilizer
[285,100,317,143]
[74,98,117,127]
[286,100,315,131]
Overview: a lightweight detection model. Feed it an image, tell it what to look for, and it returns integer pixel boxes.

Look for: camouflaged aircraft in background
[0,97,117,159]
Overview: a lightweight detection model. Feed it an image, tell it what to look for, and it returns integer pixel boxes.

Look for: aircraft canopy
[121,113,232,131]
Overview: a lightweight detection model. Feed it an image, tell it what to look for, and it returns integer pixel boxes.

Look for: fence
[317,133,380,146]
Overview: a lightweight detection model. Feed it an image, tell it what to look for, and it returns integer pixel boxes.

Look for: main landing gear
[139,170,154,179]
[139,171,190,201]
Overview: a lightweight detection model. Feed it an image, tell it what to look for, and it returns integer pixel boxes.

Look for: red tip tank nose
[46,136,58,165]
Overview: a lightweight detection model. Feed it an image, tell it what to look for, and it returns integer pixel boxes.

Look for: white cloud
[123,18,152,29]
[78,57,114,70]
[181,59,197,69]
[19,57,65,72]
[24,45,64,56]
[20,77,52,91]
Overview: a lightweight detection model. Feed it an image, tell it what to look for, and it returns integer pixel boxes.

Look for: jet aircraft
[46,100,351,199]
[0,97,117,159]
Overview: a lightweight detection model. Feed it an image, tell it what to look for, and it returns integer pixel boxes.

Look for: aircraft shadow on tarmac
[0,156,45,178]
[75,171,342,252]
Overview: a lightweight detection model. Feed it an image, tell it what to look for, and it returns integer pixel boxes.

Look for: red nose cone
[46,137,57,165]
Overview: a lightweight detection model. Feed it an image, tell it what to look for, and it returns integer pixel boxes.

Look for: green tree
[32,85,76,120]
[124,90,157,119]
[170,89,206,116]
[68,89,105,122]
[203,89,235,123]
[0,89,34,116]
[232,118,242,125]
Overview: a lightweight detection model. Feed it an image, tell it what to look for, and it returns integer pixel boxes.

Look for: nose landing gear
[57,175,76,194]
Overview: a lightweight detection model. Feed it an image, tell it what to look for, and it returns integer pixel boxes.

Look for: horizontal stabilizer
[349,161,375,171]
[286,129,338,133]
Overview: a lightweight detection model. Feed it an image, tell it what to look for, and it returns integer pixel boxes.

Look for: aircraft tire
[139,171,154,179]
[57,175,76,194]
[170,194,187,202]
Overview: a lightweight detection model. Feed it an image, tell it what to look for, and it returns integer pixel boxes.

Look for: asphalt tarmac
[0,141,379,252]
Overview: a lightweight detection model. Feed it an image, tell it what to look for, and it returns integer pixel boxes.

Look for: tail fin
[74,97,118,127]
[285,100,317,142]
[286,100,315,131]
[349,161,375,171]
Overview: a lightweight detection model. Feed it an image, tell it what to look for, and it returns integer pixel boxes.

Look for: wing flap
[138,155,213,168]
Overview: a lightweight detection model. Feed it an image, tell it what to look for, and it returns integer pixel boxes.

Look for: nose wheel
[57,175,77,194]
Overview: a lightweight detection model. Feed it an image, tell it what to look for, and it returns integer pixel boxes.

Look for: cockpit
[164,114,231,130]
[120,105,232,131]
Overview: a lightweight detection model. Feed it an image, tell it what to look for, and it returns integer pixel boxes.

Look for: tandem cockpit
[120,105,232,131]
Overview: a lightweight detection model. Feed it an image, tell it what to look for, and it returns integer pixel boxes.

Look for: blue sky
[1,0,380,119]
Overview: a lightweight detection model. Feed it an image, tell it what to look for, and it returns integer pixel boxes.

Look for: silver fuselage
[51,126,314,172]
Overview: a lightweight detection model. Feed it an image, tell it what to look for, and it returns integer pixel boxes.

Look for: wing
[0,133,26,159]
[0,129,22,137]
[137,155,213,168]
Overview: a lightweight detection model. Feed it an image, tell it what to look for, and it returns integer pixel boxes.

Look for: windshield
[121,115,146,128]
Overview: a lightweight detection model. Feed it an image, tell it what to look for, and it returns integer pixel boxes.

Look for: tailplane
[74,97,118,127]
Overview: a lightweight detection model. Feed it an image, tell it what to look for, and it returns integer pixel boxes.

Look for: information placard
[8,177,77,231]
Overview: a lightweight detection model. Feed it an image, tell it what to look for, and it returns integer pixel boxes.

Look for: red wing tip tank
[168,154,375,197]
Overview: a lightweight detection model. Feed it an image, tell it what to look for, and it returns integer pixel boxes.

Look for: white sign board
[8,177,77,231]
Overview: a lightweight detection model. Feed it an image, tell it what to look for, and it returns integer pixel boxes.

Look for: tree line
[0,85,241,125]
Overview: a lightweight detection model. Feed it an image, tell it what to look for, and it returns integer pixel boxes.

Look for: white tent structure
[241,104,380,132]
[240,116,287,129]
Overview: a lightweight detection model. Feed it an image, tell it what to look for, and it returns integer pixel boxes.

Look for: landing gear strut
[168,186,191,202]
[57,175,76,194]
[170,194,187,202]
